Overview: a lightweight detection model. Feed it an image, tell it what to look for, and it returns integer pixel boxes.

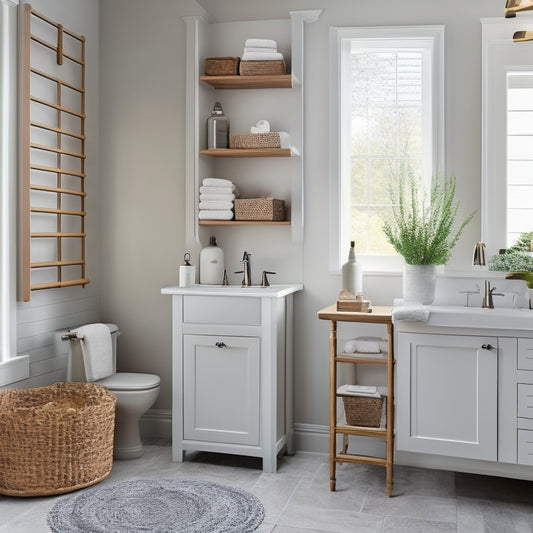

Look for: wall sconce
[513,29,533,40]
[505,0,533,18]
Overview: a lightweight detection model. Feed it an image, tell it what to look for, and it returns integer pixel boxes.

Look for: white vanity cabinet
[396,332,498,461]
[161,284,302,473]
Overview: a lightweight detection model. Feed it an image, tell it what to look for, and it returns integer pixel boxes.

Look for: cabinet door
[397,332,497,461]
[183,335,260,446]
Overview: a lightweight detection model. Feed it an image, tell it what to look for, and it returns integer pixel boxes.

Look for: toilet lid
[96,372,160,391]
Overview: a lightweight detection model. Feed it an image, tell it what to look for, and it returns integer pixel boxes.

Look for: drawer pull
[481,344,495,350]
[215,341,227,348]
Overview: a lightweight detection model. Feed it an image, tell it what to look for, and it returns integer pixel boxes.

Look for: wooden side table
[317,305,394,497]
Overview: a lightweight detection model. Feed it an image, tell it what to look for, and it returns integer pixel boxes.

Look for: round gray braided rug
[47,479,265,532]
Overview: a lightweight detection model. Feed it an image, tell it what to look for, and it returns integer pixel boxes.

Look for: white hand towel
[199,200,234,210]
[198,209,234,220]
[199,186,234,195]
[202,178,234,187]
[244,46,278,54]
[392,298,430,323]
[242,52,285,61]
[344,336,383,354]
[199,193,236,202]
[250,120,270,134]
[279,131,291,149]
[244,38,277,49]
[72,323,114,381]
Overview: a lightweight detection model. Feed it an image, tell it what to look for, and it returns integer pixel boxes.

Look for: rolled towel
[202,178,234,187]
[199,200,234,210]
[242,52,285,61]
[279,131,291,149]
[250,120,270,134]
[392,298,430,323]
[244,38,277,49]
[199,193,236,202]
[198,209,233,220]
[344,336,384,354]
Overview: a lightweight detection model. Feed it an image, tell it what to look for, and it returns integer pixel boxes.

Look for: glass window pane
[351,158,367,204]
[369,159,396,204]
[507,136,533,160]
[508,160,533,185]
[508,185,533,209]
[508,111,533,135]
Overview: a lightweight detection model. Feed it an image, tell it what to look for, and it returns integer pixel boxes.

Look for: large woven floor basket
[0,382,116,497]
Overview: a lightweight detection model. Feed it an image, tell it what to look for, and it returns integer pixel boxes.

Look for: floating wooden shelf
[200,74,292,89]
[199,148,291,158]
[199,220,290,226]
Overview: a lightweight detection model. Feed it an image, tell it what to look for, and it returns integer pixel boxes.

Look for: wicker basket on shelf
[0,382,116,497]
[204,57,240,76]
[229,132,281,149]
[234,198,285,221]
[341,395,385,428]
[239,59,286,75]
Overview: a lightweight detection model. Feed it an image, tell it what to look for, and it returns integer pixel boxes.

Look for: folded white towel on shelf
[392,298,431,323]
[199,193,236,202]
[344,336,387,354]
[244,38,277,49]
[279,132,291,149]
[242,52,285,62]
[71,323,114,382]
[202,178,234,188]
[199,200,234,210]
[198,209,234,220]
[200,186,236,195]
[250,120,271,134]
[244,46,277,54]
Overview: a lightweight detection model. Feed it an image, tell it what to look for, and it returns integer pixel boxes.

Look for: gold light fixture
[505,0,533,18]
[513,29,533,40]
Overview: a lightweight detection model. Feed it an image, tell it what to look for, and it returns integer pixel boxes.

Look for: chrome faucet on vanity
[235,251,252,287]
[482,280,504,309]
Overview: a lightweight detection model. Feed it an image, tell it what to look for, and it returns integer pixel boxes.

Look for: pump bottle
[341,241,363,296]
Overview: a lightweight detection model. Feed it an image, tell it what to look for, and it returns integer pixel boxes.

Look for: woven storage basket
[0,382,116,497]
[229,132,281,149]
[204,56,240,76]
[234,198,285,221]
[341,395,385,428]
[239,59,286,75]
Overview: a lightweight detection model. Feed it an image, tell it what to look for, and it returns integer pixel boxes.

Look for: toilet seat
[96,372,160,391]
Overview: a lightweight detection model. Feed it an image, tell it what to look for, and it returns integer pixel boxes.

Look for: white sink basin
[426,305,533,330]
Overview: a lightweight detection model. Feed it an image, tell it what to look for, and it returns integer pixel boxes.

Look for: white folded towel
[392,298,430,323]
[198,210,234,220]
[202,178,234,187]
[250,120,270,134]
[72,323,114,381]
[279,132,291,149]
[199,200,234,210]
[242,52,285,62]
[245,38,277,49]
[200,186,234,195]
[344,336,386,354]
[199,193,236,202]
[244,46,277,54]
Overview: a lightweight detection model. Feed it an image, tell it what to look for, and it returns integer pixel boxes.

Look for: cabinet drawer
[518,339,533,371]
[518,430,533,465]
[183,295,261,326]
[518,384,533,419]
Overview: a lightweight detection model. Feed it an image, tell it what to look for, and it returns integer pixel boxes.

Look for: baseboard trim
[140,408,172,440]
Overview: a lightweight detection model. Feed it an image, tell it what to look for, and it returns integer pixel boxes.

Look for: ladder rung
[30,184,87,197]
[30,96,85,119]
[30,164,85,178]
[30,260,85,268]
[30,143,86,159]
[30,67,84,94]
[30,121,85,140]
[31,232,86,238]
[30,207,86,216]
[31,278,90,291]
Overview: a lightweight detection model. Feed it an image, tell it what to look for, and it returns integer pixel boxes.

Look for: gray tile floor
[1,439,532,532]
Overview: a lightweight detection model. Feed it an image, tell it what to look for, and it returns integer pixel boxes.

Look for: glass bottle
[341,241,363,296]
[206,102,229,149]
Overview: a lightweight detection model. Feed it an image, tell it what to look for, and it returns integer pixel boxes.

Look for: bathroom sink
[426,305,533,330]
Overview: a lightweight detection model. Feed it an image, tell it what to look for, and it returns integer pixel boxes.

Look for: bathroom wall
[11,0,100,390]
[98,0,502,448]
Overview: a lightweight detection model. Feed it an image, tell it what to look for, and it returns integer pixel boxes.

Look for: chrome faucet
[482,280,504,309]
[235,251,252,287]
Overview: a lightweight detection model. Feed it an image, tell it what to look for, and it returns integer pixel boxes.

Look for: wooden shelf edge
[199,148,292,158]
[335,354,388,365]
[199,220,290,226]
[200,74,292,89]
[335,424,387,438]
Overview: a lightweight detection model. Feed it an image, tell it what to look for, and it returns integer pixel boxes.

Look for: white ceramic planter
[403,264,438,304]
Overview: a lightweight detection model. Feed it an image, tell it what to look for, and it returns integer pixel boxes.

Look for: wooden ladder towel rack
[21,4,89,301]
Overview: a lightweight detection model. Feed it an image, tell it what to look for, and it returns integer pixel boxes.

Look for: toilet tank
[61,323,120,382]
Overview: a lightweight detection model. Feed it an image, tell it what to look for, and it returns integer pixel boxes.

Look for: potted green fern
[383,175,475,303]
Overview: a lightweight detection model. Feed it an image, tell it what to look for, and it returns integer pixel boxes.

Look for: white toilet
[62,323,160,460]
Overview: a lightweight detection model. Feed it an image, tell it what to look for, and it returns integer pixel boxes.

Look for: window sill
[0,355,30,387]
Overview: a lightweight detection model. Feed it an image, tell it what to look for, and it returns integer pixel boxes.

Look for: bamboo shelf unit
[317,305,395,497]
[200,74,292,90]
[21,5,89,301]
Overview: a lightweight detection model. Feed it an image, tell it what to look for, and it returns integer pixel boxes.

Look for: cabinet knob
[481,344,495,350]
[215,341,227,348]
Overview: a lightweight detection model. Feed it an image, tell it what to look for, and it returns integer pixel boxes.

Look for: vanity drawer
[518,430,533,466]
[518,339,533,371]
[183,295,261,326]
[518,384,533,419]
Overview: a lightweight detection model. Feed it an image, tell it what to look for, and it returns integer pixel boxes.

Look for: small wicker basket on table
[0,382,116,497]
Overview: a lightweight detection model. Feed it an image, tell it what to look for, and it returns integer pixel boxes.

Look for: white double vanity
[395,277,533,478]
[161,284,302,473]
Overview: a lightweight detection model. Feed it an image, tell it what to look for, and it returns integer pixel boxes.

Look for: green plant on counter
[382,175,475,265]
[489,252,533,273]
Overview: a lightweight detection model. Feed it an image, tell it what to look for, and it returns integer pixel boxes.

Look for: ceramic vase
[403,264,437,304]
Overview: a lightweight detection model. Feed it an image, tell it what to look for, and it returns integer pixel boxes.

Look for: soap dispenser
[341,241,363,296]
[206,102,229,149]
[200,236,225,285]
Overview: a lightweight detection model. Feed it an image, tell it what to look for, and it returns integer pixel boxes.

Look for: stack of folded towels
[343,336,389,354]
[199,178,238,220]
[241,38,285,62]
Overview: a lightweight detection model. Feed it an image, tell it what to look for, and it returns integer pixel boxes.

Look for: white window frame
[329,25,445,274]
[481,17,533,259]
[0,0,29,385]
